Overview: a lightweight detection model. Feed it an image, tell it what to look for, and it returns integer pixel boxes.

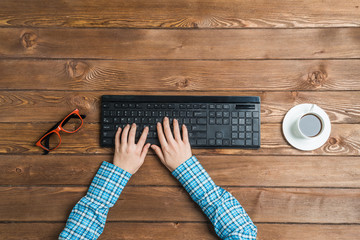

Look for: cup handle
[309,104,316,112]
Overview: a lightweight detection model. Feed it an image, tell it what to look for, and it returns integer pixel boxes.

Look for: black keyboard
[101,95,261,148]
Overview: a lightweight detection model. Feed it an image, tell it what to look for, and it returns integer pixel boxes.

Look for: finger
[121,124,130,144]
[163,117,174,143]
[137,126,149,149]
[156,121,168,147]
[151,144,165,162]
[173,119,181,141]
[182,124,189,143]
[114,127,122,151]
[128,123,137,144]
[140,143,151,160]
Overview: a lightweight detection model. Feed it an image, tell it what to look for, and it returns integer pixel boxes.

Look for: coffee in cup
[294,105,324,139]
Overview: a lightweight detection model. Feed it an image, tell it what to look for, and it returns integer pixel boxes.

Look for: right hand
[151,117,193,172]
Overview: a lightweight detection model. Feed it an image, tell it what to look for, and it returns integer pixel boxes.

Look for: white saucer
[282,104,331,151]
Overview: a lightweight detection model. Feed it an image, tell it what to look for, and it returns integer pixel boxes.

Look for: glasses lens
[62,114,82,132]
[41,132,60,150]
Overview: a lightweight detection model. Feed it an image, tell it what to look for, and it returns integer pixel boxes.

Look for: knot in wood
[20,32,37,49]
[65,60,90,80]
[307,70,327,87]
[15,167,22,174]
[175,77,190,89]
[329,137,338,145]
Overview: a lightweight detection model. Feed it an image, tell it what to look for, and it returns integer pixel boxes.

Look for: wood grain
[2,59,360,91]
[1,155,360,188]
[0,186,359,223]
[1,222,359,240]
[0,0,359,28]
[0,122,358,155]
[1,90,360,123]
[1,28,360,59]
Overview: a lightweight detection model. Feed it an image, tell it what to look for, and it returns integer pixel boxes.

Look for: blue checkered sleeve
[172,156,257,240]
[59,161,131,240]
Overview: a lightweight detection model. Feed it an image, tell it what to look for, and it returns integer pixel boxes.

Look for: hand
[113,123,151,174]
[151,117,192,172]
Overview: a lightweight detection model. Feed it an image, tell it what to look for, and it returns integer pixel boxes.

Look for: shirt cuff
[172,155,216,202]
[86,161,132,207]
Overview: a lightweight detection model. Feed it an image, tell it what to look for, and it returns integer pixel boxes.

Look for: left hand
[113,123,151,174]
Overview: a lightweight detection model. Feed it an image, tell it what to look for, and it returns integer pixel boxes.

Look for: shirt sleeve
[172,156,257,240]
[59,161,131,240]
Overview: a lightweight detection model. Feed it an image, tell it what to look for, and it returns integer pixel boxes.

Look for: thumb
[151,144,165,162]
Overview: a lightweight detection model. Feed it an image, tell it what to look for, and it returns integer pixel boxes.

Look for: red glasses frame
[35,109,84,152]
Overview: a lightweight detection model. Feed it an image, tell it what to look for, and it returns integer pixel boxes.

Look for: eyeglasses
[35,109,86,154]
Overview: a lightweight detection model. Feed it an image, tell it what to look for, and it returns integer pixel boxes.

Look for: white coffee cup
[293,104,325,139]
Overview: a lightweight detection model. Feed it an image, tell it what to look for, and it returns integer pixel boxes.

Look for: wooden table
[0,1,360,239]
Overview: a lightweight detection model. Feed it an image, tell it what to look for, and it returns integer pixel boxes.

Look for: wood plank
[1,222,359,240]
[1,155,360,188]
[0,186,359,223]
[0,122,358,155]
[0,0,359,28]
[2,60,360,91]
[1,28,360,59]
[1,90,359,123]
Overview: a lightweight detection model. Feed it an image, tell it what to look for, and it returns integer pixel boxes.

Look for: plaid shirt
[59,156,257,239]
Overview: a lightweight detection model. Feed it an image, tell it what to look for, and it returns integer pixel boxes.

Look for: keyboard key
[209,112,215,117]
[197,139,207,145]
[200,104,207,109]
[103,125,114,130]
[103,117,113,123]
[191,118,197,124]
[246,139,252,145]
[209,118,215,125]
[195,132,207,138]
[216,139,222,145]
[215,131,223,138]
[102,138,112,145]
[253,112,259,117]
[232,132,238,138]
[194,111,207,117]
[209,139,215,145]
[223,112,230,118]
[239,119,245,125]
[246,132,252,138]
[246,118,252,124]
[216,118,222,124]
[223,139,230,145]
[232,126,237,131]
[231,112,237,117]
[197,118,207,124]
[239,132,245,138]
[253,119,259,131]
[186,104,192,109]
[209,104,215,109]
[232,118,238,124]
[193,104,199,109]
[239,125,245,131]
[104,110,110,116]
[216,104,222,109]
[246,112,252,118]
[239,112,245,117]
[192,125,206,131]
[223,118,230,125]
[223,104,230,109]
[246,125,252,132]
[232,139,244,146]
[216,112,222,117]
